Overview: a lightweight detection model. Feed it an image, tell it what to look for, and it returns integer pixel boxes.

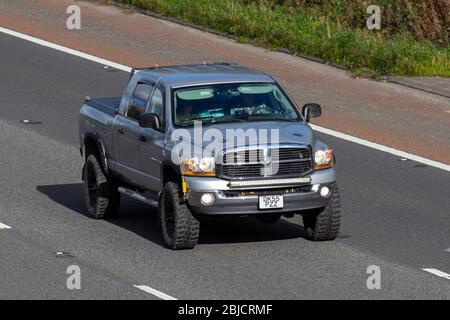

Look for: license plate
[259,195,284,209]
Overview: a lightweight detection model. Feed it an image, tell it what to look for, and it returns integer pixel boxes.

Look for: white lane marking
[133,285,178,300]
[0,222,12,229]
[310,124,450,172]
[445,248,450,253]
[0,27,131,72]
[1,26,449,172]
[422,268,450,280]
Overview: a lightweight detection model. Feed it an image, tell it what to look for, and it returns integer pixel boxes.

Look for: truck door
[116,82,154,186]
[139,85,166,192]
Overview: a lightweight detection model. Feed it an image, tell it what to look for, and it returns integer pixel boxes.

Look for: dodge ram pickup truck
[79,63,341,249]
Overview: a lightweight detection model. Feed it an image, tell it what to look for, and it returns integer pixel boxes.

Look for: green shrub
[117,0,450,76]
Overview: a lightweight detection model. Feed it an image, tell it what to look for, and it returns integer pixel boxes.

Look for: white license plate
[259,195,284,209]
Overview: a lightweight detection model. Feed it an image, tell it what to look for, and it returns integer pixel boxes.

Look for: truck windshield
[173,83,300,126]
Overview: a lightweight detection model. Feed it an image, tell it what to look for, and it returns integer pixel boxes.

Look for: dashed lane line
[0,222,12,230]
[133,285,178,300]
[422,268,450,280]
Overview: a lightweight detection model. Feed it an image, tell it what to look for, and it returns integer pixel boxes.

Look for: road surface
[1,0,450,163]
[0,30,449,299]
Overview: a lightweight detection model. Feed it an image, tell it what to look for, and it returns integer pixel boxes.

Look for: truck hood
[171,121,315,150]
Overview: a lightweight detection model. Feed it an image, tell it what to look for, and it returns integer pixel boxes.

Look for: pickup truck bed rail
[85,97,120,116]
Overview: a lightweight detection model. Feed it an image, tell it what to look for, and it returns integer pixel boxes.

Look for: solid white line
[310,124,450,172]
[0,27,131,72]
[1,26,449,172]
[0,222,12,230]
[133,285,178,300]
[422,268,450,280]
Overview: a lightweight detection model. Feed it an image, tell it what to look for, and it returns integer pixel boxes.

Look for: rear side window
[127,83,153,121]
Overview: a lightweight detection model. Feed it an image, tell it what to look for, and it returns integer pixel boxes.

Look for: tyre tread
[303,183,341,241]
[161,182,200,249]
[83,154,120,219]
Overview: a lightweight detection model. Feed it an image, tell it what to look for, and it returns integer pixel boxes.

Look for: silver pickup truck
[79,63,341,249]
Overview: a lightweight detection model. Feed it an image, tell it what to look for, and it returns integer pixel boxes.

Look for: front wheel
[302,183,341,241]
[159,182,200,249]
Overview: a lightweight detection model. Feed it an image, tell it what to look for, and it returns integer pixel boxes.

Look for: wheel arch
[160,161,182,189]
[82,132,109,179]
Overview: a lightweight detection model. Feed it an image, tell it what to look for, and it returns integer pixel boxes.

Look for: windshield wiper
[270,116,297,122]
[178,116,247,127]
[177,117,216,126]
[236,114,297,122]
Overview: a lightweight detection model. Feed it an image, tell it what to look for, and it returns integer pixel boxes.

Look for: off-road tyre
[83,154,120,219]
[159,182,200,249]
[302,183,341,241]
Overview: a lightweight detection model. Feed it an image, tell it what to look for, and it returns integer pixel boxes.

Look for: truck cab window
[127,83,153,121]
[147,88,164,129]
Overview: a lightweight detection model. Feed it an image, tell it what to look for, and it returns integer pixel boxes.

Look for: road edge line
[310,124,450,172]
[0,26,131,72]
[1,26,449,172]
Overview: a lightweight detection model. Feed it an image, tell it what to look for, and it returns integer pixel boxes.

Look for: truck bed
[85,97,121,116]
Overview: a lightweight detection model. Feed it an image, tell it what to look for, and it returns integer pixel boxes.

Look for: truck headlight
[314,149,334,170]
[183,156,215,176]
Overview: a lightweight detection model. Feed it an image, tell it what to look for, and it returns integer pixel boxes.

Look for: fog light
[320,186,330,198]
[200,193,215,206]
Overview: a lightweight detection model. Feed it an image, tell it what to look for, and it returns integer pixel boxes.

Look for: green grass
[117,0,450,77]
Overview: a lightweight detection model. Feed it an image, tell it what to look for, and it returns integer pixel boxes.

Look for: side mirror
[302,103,322,122]
[139,113,160,130]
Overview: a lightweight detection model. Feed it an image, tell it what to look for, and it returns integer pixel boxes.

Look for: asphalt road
[0,32,449,299]
[3,0,450,164]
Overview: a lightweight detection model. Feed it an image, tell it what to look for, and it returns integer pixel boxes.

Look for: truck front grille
[223,185,313,197]
[218,147,313,179]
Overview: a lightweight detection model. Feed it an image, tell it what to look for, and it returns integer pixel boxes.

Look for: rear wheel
[83,154,120,219]
[302,183,341,241]
[159,182,200,249]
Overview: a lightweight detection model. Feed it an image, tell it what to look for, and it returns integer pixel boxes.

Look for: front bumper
[184,168,336,215]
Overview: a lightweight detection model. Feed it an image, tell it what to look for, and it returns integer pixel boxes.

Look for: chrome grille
[219,147,312,179]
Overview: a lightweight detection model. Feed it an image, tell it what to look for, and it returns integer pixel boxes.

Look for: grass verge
[113,0,450,77]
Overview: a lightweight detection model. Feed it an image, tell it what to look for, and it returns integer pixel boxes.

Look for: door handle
[139,135,147,142]
[118,127,124,134]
